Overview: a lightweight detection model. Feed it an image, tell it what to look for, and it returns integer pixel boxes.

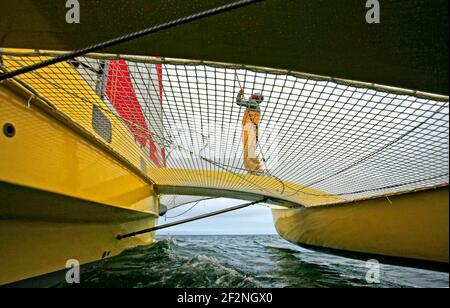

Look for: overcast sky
[156,198,277,235]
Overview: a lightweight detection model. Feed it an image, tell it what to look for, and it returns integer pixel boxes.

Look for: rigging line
[256,72,281,168]
[197,154,278,194]
[126,105,448,198]
[180,64,204,174]
[191,64,206,179]
[5,58,170,165]
[159,66,199,177]
[160,64,197,174]
[235,73,443,196]
[279,89,390,186]
[165,200,203,219]
[251,125,286,194]
[0,0,263,81]
[297,102,448,192]
[235,71,286,195]
[202,65,212,184]
[7,53,448,201]
[230,68,250,177]
[11,59,265,187]
[167,124,448,197]
[235,71,243,89]
[275,91,445,197]
[263,172,449,199]
[235,72,286,193]
[2,56,173,147]
[2,57,187,172]
[67,59,103,75]
[302,173,449,197]
[117,198,267,240]
[174,65,200,157]
[129,87,276,195]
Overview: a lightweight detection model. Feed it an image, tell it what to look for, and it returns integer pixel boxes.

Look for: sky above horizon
[156,198,277,235]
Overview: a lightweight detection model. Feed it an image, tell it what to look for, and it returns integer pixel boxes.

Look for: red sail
[106,60,149,146]
[106,59,164,166]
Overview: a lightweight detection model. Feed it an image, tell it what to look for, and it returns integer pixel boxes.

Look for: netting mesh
[1,50,448,206]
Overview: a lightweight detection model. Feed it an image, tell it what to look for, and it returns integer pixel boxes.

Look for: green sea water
[58,235,449,288]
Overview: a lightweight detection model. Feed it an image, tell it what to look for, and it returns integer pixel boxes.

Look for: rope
[165,200,202,219]
[235,73,286,193]
[0,0,263,81]
[117,198,267,240]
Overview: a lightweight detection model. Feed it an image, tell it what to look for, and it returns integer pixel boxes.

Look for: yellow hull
[273,187,449,266]
[0,83,159,285]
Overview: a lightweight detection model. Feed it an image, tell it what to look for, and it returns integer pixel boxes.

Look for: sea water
[58,235,448,288]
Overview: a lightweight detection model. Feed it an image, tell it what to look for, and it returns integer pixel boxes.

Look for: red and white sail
[75,57,165,167]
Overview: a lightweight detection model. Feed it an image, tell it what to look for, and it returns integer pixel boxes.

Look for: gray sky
[156,198,277,235]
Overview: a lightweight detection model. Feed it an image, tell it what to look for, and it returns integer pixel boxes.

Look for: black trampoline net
[1,50,448,205]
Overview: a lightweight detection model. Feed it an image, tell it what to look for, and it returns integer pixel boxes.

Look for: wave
[57,235,449,288]
[58,237,257,288]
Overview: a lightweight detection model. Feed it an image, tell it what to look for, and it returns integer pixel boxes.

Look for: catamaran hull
[0,181,158,287]
[0,83,159,286]
[272,187,449,270]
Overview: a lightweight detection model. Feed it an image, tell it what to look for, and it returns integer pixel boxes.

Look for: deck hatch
[92,105,112,143]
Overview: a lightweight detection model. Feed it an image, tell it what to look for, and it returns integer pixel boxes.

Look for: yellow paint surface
[0,218,156,285]
[0,84,155,212]
[0,81,159,285]
[2,49,150,173]
[149,168,342,207]
[273,187,449,263]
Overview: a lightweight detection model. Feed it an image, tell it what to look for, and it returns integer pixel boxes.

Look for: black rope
[0,0,263,82]
[117,198,267,240]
